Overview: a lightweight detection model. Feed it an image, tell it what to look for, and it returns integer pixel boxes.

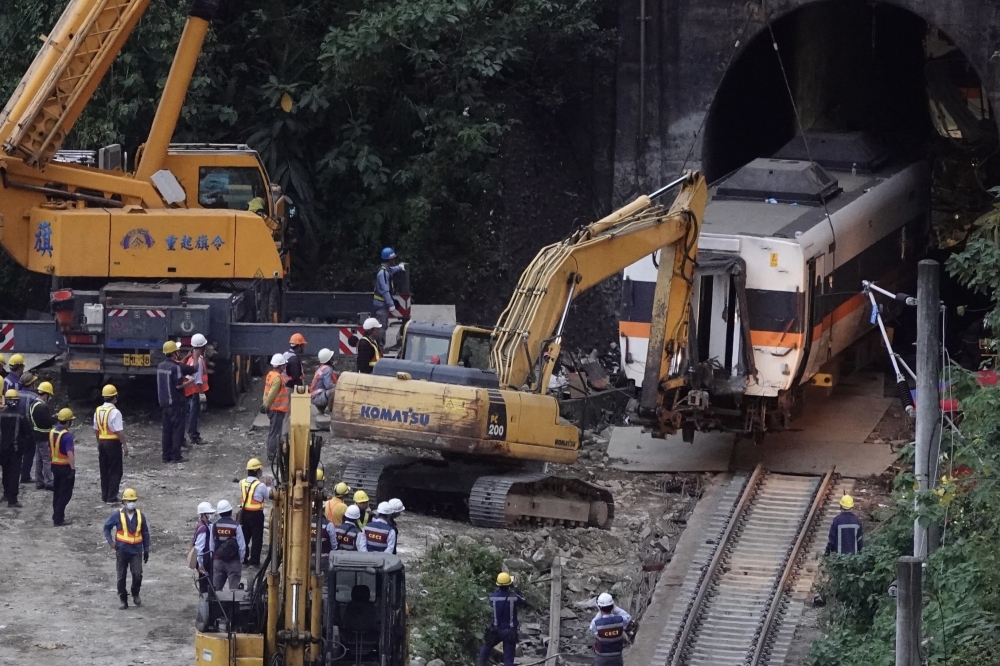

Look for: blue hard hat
[381,247,396,261]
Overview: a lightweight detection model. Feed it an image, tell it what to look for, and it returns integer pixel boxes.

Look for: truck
[0,0,411,403]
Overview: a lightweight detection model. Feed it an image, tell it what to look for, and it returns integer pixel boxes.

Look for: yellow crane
[332,172,708,528]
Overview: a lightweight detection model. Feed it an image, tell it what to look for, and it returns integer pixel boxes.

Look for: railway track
[659,466,834,666]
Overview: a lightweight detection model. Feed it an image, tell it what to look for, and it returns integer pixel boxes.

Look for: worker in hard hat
[50,408,76,526]
[826,494,864,555]
[0,389,30,507]
[310,348,338,414]
[29,380,56,490]
[212,499,246,591]
[261,354,290,462]
[477,571,527,666]
[356,318,383,374]
[372,247,406,345]
[193,501,215,592]
[324,481,352,525]
[157,340,197,463]
[385,498,405,554]
[335,504,368,552]
[590,592,632,666]
[364,502,396,553]
[284,333,308,388]
[247,197,266,216]
[15,372,41,484]
[3,353,25,394]
[94,384,129,503]
[0,354,8,381]
[184,333,210,446]
[312,470,337,566]
[240,458,273,567]
[103,488,151,610]
[353,489,372,528]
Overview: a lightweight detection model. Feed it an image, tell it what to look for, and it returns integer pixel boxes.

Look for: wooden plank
[547,552,564,663]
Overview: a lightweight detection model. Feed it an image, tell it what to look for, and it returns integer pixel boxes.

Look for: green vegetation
[808,366,1000,665]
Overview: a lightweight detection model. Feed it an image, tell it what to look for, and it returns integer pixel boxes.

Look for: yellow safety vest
[363,336,382,367]
[241,479,264,512]
[115,509,144,545]
[49,428,71,466]
[95,405,119,440]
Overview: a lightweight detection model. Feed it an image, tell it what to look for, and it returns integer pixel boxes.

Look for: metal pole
[914,260,940,558]
[895,556,922,666]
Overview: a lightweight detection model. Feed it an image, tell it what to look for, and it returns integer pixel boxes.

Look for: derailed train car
[620,132,930,438]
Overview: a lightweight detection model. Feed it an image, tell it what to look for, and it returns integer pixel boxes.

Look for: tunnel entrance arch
[701,0,996,182]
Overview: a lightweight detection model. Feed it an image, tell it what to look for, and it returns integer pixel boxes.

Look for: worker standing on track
[157,340,197,464]
[94,384,128,503]
[335,505,368,552]
[103,488,150,610]
[261,354,290,462]
[284,333,307,388]
[372,247,406,345]
[193,502,215,593]
[29,380,56,491]
[240,458,272,568]
[310,348,337,414]
[363,502,395,553]
[324,481,352,526]
[356,318,383,374]
[3,354,24,393]
[212,499,246,591]
[477,572,526,666]
[590,593,632,666]
[353,489,372,528]
[184,333,210,447]
[50,408,76,526]
[826,494,864,555]
[0,390,30,508]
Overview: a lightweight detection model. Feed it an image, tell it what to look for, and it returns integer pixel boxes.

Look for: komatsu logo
[360,405,431,427]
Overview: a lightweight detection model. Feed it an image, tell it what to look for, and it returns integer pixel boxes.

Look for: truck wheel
[209,358,239,407]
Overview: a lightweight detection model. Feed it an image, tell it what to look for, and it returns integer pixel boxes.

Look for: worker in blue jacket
[103,488,151,610]
[826,494,864,555]
[478,572,526,666]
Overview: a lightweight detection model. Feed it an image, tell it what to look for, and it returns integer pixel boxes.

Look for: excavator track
[342,456,614,530]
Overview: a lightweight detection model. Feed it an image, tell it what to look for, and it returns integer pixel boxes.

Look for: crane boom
[490,172,707,391]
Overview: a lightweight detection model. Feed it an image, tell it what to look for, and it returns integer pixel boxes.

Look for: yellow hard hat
[496,572,512,586]
[247,457,263,471]
[248,197,266,213]
[0,354,6,365]
[57,407,75,422]
[4,389,17,400]
[8,353,23,367]
[353,490,370,503]
[315,468,325,481]
[37,381,54,396]
[102,384,118,398]
[162,340,179,355]
[122,488,138,501]
[840,494,855,510]
[335,482,351,496]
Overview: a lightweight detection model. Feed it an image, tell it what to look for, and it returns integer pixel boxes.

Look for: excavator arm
[490,172,708,392]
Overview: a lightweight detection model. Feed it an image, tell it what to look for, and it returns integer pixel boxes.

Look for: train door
[692,255,749,378]
[802,253,834,379]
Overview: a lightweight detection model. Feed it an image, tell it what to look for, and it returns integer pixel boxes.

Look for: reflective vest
[95,404,119,440]
[212,518,241,561]
[241,479,264,512]
[115,509,144,545]
[310,365,336,396]
[593,614,625,655]
[373,266,394,302]
[29,400,49,437]
[49,427,71,466]
[184,355,209,397]
[364,518,391,552]
[311,519,333,554]
[324,497,345,523]
[263,371,289,412]
[362,336,382,368]
[335,522,361,551]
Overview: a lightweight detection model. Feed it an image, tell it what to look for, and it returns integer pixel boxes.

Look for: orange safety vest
[362,336,382,367]
[184,354,209,397]
[310,365,337,394]
[324,497,345,523]
[95,404,120,440]
[49,427,71,466]
[263,370,289,412]
[241,479,265,512]
[115,509,144,545]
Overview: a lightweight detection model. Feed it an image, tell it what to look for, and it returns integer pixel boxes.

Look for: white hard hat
[318,348,334,364]
[388,498,405,514]
[377,501,391,515]
[216,499,233,514]
[191,333,208,348]
[345,505,361,520]
[597,593,614,608]
[197,501,215,515]
[363,317,382,330]
[270,353,287,367]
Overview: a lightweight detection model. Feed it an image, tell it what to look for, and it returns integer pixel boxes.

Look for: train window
[198,167,268,214]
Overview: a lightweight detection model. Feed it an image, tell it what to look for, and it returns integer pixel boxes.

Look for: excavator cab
[399,321,493,369]
[326,553,407,666]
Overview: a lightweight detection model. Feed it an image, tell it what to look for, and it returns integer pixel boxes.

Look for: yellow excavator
[332,172,708,528]
[194,388,408,666]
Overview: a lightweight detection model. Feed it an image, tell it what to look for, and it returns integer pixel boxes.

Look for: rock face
[427,660,445,666]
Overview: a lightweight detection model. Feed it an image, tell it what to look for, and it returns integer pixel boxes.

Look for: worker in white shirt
[94,385,128,503]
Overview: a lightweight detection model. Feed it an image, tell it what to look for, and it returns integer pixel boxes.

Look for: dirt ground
[0,370,696,666]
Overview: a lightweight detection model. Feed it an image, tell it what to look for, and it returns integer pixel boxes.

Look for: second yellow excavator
[331,172,708,528]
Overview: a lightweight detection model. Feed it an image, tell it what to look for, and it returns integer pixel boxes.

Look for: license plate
[123,354,151,367]
[68,359,101,371]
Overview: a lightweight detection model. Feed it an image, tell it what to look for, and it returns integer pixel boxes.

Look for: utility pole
[895,556,922,666]
[914,259,940,558]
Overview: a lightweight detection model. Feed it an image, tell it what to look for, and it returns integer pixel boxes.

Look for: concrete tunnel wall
[612,0,1000,200]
